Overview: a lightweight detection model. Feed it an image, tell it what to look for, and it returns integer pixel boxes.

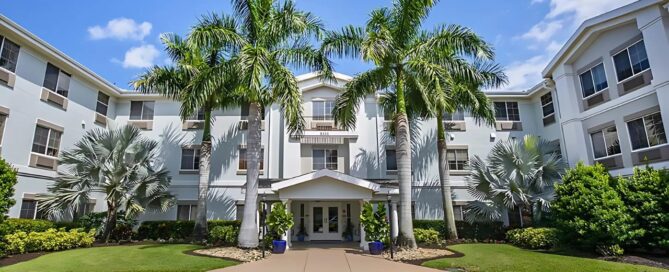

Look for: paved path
[210,243,442,272]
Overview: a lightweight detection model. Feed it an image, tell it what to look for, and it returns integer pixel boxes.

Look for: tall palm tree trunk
[238,102,262,248]
[103,201,117,243]
[192,109,213,241]
[436,112,458,240]
[395,74,417,249]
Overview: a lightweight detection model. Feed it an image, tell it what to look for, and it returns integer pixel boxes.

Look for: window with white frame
[447,149,468,170]
[453,205,464,221]
[627,112,667,151]
[43,63,71,97]
[0,114,6,146]
[579,63,608,98]
[188,108,205,121]
[0,35,20,73]
[541,93,555,118]
[494,102,520,121]
[129,101,155,120]
[19,199,44,219]
[180,148,201,170]
[96,92,109,116]
[313,149,338,170]
[313,101,335,120]
[386,148,397,171]
[238,148,264,170]
[31,125,62,157]
[613,40,650,82]
[443,110,465,121]
[590,126,621,159]
[235,204,244,221]
[176,204,198,221]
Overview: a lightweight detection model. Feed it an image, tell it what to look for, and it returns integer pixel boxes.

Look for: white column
[390,201,399,239]
[283,199,292,249]
[359,199,368,250]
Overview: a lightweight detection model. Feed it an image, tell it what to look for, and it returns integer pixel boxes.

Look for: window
[130,101,154,120]
[627,112,667,150]
[313,101,335,120]
[238,148,264,170]
[613,40,650,82]
[313,149,338,170]
[453,205,464,221]
[0,35,20,72]
[180,148,201,170]
[0,114,6,146]
[447,149,468,170]
[386,149,397,171]
[236,204,244,221]
[177,204,197,221]
[96,92,109,116]
[188,108,205,121]
[42,63,71,97]
[19,199,43,219]
[590,126,621,159]
[31,125,62,157]
[579,63,608,98]
[541,93,555,118]
[443,110,465,121]
[494,102,520,121]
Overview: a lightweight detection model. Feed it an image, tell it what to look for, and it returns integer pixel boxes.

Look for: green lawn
[0,244,238,272]
[423,244,667,272]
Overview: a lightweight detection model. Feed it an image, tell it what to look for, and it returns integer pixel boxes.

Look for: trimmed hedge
[136,220,240,240]
[4,228,95,254]
[506,227,559,249]
[414,228,442,245]
[0,219,55,238]
[413,220,507,241]
[210,225,238,245]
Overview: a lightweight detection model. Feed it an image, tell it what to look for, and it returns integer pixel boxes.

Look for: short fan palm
[465,135,564,225]
[39,125,175,242]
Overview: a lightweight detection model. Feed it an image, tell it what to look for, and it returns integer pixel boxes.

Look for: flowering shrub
[4,228,95,254]
[506,228,558,249]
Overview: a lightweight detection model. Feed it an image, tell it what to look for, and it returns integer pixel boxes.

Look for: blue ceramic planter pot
[368,241,384,255]
[272,240,287,254]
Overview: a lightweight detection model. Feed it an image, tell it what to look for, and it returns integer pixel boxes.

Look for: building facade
[0,0,668,244]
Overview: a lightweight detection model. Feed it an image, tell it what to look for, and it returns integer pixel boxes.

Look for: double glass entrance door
[311,203,340,240]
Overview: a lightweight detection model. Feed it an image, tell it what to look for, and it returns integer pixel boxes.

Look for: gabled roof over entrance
[271,169,381,192]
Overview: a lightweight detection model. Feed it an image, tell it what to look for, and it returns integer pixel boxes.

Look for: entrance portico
[268,169,398,250]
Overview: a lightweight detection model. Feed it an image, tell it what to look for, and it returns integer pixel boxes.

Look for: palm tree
[429,65,506,239]
[133,21,238,240]
[323,0,495,248]
[190,0,334,248]
[465,135,564,225]
[39,125,175,243]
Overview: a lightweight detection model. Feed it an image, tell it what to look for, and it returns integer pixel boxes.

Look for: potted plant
[342,220,354,242]
[359,202,389,255]
[296,220,308,242]
[266,202,294,254]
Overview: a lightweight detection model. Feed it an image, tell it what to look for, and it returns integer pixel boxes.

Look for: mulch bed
[0,252,48,267]
[600,255,669,270]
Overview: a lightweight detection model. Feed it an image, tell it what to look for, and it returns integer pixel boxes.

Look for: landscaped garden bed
[194,246,270,262]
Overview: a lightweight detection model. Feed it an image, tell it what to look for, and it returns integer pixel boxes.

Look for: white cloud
[88,18,152,41]
[520,21,562,42]
[121,45,159,68]
[544,0,636,22]
[498,55,549,92]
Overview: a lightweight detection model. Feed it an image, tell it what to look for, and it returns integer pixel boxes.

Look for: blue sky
[2,0,635,91]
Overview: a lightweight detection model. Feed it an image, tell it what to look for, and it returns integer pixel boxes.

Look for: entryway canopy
[271,169,381,200]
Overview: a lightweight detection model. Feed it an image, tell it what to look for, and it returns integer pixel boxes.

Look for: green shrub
[209,225,238,245]
[615,167,669,250]
[413,220,506,241]
[359,202,388,242]
[506,228,559,249]
[596,244,624,257]
[136,220,240,240]
[0,219,55,238]
[4,228,95,254]
[267,202,294,240]
[553,163,641,252]
[414,228,442,245]
[0,158,17,224]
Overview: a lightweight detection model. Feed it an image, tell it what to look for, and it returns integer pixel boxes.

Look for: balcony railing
[305,116,346,131]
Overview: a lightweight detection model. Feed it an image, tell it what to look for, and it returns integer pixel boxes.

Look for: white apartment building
[0,0,668,244]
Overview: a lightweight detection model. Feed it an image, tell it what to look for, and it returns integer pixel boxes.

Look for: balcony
[305,116,345,131]
[297,116,357,143]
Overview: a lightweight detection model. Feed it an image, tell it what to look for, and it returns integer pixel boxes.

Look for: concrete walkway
[210,243,442,272]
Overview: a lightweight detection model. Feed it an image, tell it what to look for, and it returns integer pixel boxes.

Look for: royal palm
[323,0,496,247]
